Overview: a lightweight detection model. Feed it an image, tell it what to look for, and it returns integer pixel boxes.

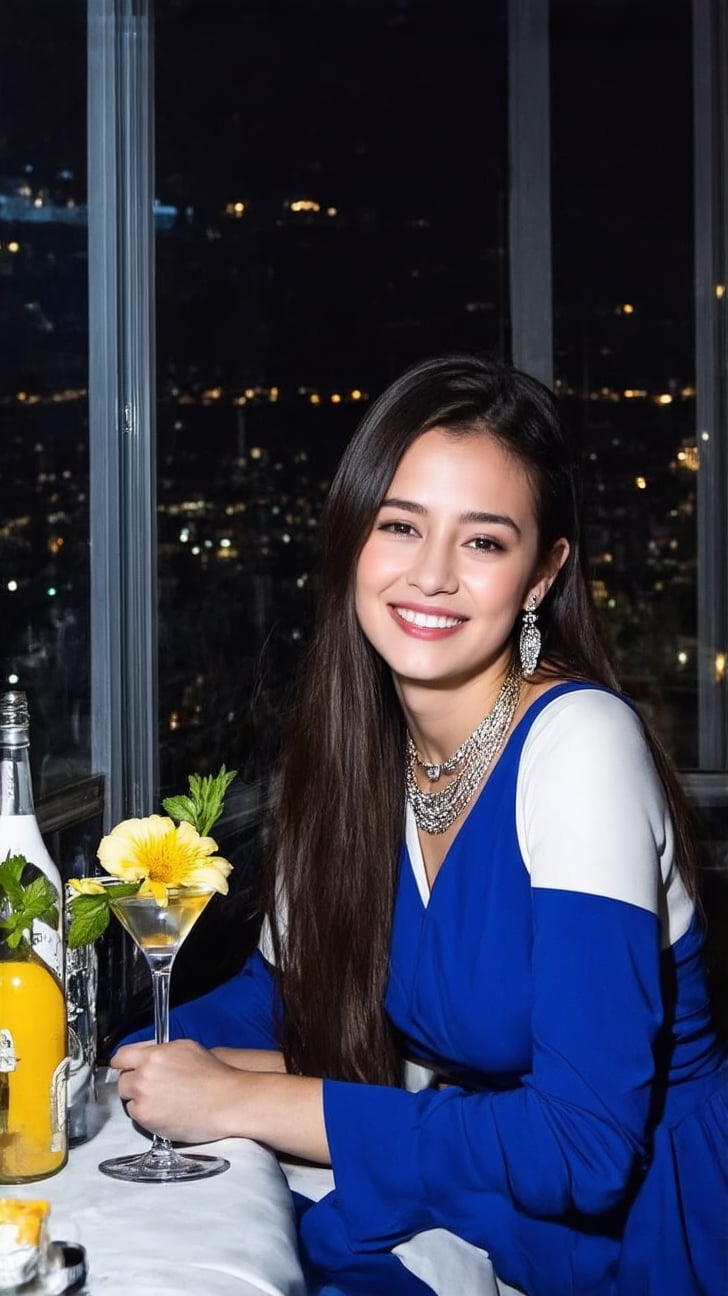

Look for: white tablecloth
[8,1078,503,1296]
[9,1077,306,1295]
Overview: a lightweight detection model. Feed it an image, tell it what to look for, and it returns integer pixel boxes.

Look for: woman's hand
[110,1039,329,1162]
[112,1039,245,1144]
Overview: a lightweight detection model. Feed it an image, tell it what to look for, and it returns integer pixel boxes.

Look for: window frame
[84,0,727,829]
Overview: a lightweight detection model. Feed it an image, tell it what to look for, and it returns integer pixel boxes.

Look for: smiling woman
[355,429,568,704]
[114,355,726,1296]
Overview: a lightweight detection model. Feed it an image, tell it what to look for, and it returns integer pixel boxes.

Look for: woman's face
[355,427,568,694]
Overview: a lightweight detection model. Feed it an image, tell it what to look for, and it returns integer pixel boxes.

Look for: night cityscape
[0,0,701,818]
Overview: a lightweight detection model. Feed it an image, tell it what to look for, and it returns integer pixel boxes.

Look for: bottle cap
[0,691,30,748]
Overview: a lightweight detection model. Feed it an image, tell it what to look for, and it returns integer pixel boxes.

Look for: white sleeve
[515,688,693,948]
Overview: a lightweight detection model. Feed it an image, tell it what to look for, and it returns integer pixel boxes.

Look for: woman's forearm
[237,1071,330,1163]
[112,1038,330,1164]
[211,1046,287,1073]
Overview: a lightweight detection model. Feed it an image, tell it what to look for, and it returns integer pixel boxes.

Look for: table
[8,1078,504,1296]
[9,1076,306,1295]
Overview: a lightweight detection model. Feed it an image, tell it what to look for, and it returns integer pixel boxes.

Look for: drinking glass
[98,883,230,1182]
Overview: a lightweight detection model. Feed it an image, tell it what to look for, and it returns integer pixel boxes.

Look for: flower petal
[97,813,233,895]
[67,877,108,896]
[138,878,169,907]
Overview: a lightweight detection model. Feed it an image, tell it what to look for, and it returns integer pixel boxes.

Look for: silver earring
[519,594,541,676]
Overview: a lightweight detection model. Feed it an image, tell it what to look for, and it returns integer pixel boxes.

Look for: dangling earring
[519,594,541,676]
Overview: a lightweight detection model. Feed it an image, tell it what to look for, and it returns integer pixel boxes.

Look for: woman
[114,355,726,1296]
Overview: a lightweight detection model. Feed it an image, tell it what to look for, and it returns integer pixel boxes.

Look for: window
[551,0,700,765]
[154,0,510,799]
[0,0,90,796]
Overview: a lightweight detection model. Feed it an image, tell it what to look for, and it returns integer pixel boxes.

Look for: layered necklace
[406,664,521,835]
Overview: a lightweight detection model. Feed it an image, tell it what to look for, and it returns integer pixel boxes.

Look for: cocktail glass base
[98,1146,230,1183]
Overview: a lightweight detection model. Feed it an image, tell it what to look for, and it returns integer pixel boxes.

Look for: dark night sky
[0,0,693,308]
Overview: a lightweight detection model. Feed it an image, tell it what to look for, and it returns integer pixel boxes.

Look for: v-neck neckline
[404,681,592,906]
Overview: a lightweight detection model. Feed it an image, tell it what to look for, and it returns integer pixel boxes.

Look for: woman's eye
[467,536,503,553]
[379,520,416,536]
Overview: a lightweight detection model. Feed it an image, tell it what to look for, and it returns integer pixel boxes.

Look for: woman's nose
[406,538,458,596]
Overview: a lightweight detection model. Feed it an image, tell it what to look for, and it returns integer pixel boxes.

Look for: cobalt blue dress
[147,684,727,1296]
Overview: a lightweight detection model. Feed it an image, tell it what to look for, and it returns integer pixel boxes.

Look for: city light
[716,654,727,683]
[288,200,321,214]
[620,303,635,315]
[677,651,688,665]
[656,393,673,405]
[7,580,17,592]
[635,476,647,490]
[715,284,726,299]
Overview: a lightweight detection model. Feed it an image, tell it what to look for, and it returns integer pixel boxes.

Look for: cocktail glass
[98,883,230,1182]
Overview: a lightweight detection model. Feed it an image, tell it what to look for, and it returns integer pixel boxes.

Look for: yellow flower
[97,814,233,903]
[68,877,108,896]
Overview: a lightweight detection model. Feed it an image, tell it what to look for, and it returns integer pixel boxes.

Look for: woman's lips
[389,604,466,638]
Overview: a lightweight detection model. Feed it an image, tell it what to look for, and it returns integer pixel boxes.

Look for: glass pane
[551,0,696,765]
[154,0,508,993]
[155,0,509,795]
[0,1,90,795]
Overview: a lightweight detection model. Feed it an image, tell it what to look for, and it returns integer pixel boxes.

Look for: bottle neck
[0,744,36,816]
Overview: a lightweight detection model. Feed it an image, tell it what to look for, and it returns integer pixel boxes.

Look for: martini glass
[98,883,230,1182]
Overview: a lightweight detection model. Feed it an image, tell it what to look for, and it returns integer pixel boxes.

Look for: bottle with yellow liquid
[0,858,68,1182]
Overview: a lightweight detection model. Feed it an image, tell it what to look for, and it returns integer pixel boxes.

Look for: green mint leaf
[67,894,111,947]
[0,855,59,937]
[160,793,197,827]
[16,876,59,929]
[162,765,237,837]
[66,881,141,948]
[0,853,28,911]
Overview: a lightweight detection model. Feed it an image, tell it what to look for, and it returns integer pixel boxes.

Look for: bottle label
[50,1057,70,1153]
[30,923,63,981]
[0,1029,17,1074]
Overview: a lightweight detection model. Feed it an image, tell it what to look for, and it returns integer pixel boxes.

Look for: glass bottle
[0,931,69,1182]
[0,692,63,981]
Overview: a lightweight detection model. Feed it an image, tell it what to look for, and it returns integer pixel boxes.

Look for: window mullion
[693,0,728,769]
[88,0,158,826]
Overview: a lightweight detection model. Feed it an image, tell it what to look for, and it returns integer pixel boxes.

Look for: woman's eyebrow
[460,509,521,537]
[380,498,521,537]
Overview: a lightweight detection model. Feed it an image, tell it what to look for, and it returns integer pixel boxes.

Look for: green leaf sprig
[0,853,59,949]
[66,764,238,948]
[162,764,238,838]
[66,881,140,949]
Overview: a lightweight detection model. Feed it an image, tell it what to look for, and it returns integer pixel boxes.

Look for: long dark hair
[265,354,699,1084]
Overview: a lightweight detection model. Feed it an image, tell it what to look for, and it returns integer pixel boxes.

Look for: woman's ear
[526,537,570,609]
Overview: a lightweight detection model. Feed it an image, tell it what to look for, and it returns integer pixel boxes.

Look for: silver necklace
[406,665,521,835]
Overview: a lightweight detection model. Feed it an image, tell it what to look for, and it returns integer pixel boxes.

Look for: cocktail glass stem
[137,959,180,1171]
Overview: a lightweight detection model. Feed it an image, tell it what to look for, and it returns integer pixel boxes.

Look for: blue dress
[147,685,727,1296]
